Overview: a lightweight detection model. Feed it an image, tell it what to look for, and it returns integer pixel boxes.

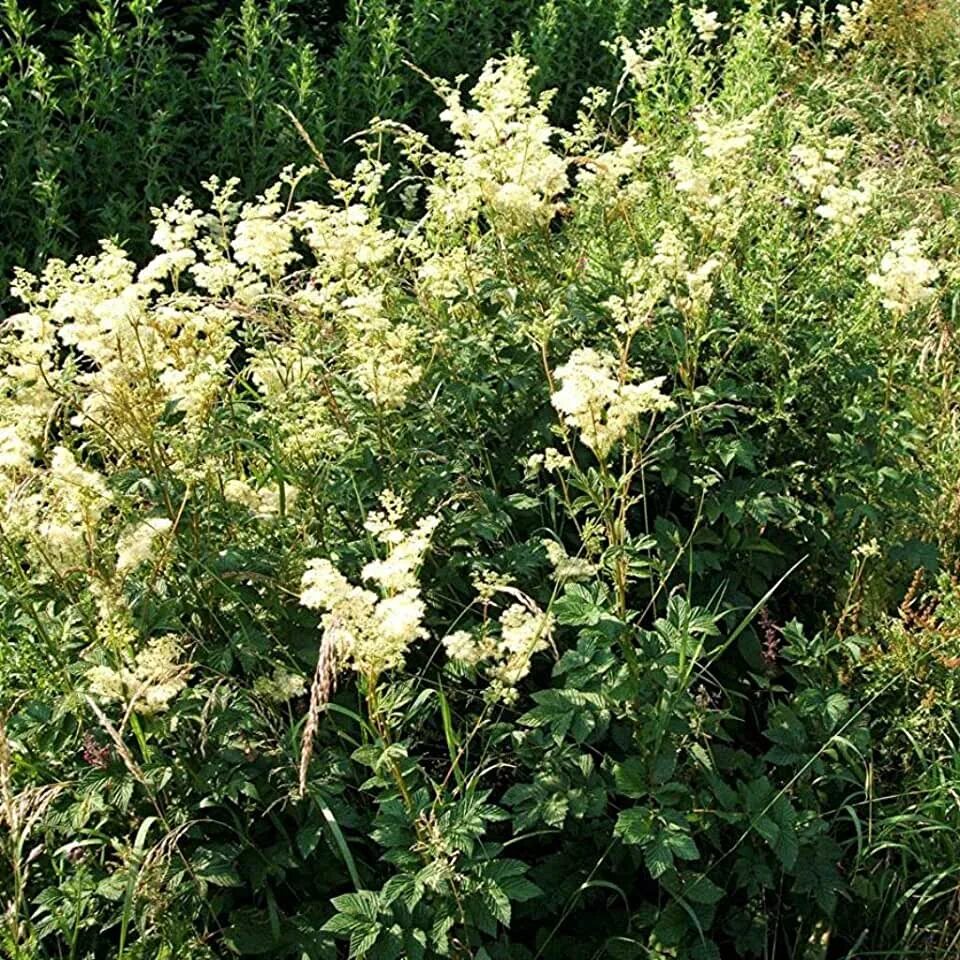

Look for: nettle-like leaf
[793,836,843,914]
[437,791,509,855]
[520,688,610,743]
[653,595,722,654]
[552,633,617,686]
[381,872,422,912]
[613,756,648,799]
[553,582,613,627]
[475,858,543,915]
[614,806,654,848]
[192,843,243,888]
[763,705,811,767]
[753,795,799,871]
[615,808,700,879]
[684,875,725,906]
[323,891,384,958]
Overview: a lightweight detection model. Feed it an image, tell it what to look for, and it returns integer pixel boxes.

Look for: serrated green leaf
[614,806,652,846]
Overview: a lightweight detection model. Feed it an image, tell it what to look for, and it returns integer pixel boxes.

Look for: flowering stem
[365,679,415,813]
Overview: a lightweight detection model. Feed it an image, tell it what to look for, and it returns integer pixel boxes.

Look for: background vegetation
[2,1,960,959]
[0,0,695,307]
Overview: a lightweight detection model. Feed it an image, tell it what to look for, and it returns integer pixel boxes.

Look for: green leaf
[684,875,724,905]
[553,583,609,626]
[329,891,381,922]
[644,836,674,879]
[520,688,608,743]
[754,796,798,869]
[614,806,652,847]
[613,757,647,799]
[665,828,700,862]
[193,843,243,888]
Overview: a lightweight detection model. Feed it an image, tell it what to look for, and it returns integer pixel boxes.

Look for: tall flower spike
[551,348,672,458]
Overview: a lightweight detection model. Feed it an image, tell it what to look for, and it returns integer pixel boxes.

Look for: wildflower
[543,447,572,473]
[87,664,127,701]
[691,6,721,44]
[672,257,722,317]
[362,513,441,592]
[417,249,476,301]
[254,666,308,703]
[790,143,841,195]
[442,630,490,667]
[34,448,112,570]
[81,732,111,769]
[551,348,672,458]
[525,452,545,478]
[374,590,428,651]
[652,225,689,279]
[472,569,515,603]
[442,594,553,703]
[543,539,598,582]
[430,56,568,235]
[831,0,874,50]
[854,538,881,559]
[341,291,423,408]
[86,634,190,715]
[609,34,660,88]
[868,229,940,315]
[758,608,781,669]
[815,173,875,227]
[115,517,173,575]
[232,185,299,279]
[300,499,439,678]
[223,478,296,519]
[695,114,758,162]
[489,602,553,700]
[670,155,718,209]
[299,558,356,612]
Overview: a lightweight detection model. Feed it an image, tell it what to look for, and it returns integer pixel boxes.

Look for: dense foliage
[0,0,690,305]
[2,2,960,959]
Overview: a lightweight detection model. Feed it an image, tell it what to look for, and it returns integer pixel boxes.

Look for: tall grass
[0,0,686,309]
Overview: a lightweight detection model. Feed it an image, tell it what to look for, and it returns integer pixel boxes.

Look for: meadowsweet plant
[2,3,960,959]
[298,495,439,681]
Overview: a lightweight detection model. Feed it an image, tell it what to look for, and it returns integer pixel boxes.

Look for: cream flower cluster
[524,446,573,478]
[12,447,114,574]
[607,224,721,339]
[341,291,423,409]
[429,56,568,235]
[223,478,298,520]
[543,539,598,583]
[10,236,237,452]
[831,0,876,51]
[254,666,308,703]
[868,230,941,316]
[3,157,424,494]
[790,141,844,194]
[246,345,350,464]
[790,138,877,227]
[115,517,174,576]
[299,495,440,677]
[779,6,818,42]
[691,6,721,44]
[608,34,660,89]
[87,634,191,715]
[443,591,553,703]
[815,176,876,227]
[667,111,762,238]
[551,348,672,458]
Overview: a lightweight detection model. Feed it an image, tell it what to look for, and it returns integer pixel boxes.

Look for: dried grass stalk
[298,628,338,797]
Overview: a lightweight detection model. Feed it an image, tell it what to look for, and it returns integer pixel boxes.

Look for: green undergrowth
[1,2,960,958]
